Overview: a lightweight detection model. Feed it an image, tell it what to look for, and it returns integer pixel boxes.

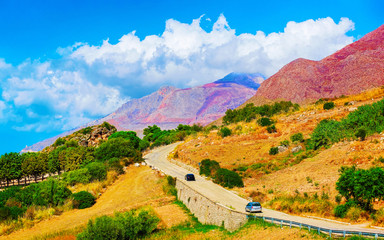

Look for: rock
[291,145,303,153]
[141,162,146,166]
[134,163,140,167]
[278,146,288,153]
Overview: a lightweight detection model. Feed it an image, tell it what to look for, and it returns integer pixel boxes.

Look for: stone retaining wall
[176,179,247,232]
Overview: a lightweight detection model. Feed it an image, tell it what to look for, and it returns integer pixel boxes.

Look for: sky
[0,0,383,155]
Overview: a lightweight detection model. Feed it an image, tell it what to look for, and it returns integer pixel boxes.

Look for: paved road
[145,143,384,234]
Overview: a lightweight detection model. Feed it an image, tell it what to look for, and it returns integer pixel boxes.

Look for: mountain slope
[22,73,264,152]
[246,24,384,104]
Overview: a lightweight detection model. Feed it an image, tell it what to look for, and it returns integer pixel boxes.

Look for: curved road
[145,143,384,234]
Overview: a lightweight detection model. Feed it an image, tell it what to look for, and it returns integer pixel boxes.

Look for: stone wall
[176,179,247,232]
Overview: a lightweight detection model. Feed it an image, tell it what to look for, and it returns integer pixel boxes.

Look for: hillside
[172,87,384,224]
[246,24,384,104]
[22,73,264,152]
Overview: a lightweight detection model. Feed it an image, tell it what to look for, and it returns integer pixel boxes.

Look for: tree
[108,131,141,149]
[336,166,384,210]
[21,152,46,182]
[95,138,142,163]
[0,152,23,186]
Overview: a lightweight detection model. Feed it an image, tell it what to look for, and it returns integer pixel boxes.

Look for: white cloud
[0,15,355,132]
[71,15,354,86]
[1,61,128,131]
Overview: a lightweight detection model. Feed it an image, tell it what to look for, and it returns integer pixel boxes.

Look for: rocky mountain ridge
[247,24,384,104]
[22,73,264,152]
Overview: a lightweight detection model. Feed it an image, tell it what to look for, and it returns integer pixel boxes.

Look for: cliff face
[22,73,264,152]
[248,24,384,104]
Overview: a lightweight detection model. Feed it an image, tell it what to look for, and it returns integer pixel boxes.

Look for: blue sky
[0,0,383,155]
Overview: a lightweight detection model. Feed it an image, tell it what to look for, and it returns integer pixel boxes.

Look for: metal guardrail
[248,215,384,239]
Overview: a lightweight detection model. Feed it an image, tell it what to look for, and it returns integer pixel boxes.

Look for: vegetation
[290,132,304,142]
[308,98,384,149]
[323,102,335,110]
[199,159,220,177]
[269,147,279,155]
[143,124,203,149]
[77,209,160,240]
[72,191,96,209]
[223,101,299,124]
[336,166,384,211]
[199,159,243,188]
[219,127,232,138]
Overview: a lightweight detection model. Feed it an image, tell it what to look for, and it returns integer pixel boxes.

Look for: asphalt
[144,143,384,235]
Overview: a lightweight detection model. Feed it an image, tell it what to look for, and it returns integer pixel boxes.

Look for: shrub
[199,159,220,177]
[72,191,96,209]
[77,209,160,240]
[62,168,91,186]
[269,147,279,155]
[108,131,141,149]
[214,168,244,188]
[355,128,367,141]
[95,138,142,163]
[86,162,107,181]
[257,117,273,126]
[280,140,290,147]
[35,179,72,206]
[107,158,124,175]
[219,127,231,138]
[323,102,335,110]
[266,125,276,133]
[53,137,66,147]
[334,201,357,218]
[290,133,304,142]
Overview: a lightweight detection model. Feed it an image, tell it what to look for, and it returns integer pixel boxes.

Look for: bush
[290,133,304,142]
[199,159,220,177]
[95,138,142,163]
[266,125,276,133]
[280,140,290,147]
[62,168,91,186]
[269,147,279,155]
[355,128,367,141]
[219,127,231,138]
[86,162,107,181]
[72,191,96,209]
[107,158,124,175]
[36,179,72,206]
[214,168,244,188]
[77,209,160,240]
[257,117,273,126]
[334,201,357,218]
[323,102,335,110]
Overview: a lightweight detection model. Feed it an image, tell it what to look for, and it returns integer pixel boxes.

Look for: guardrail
[248,215,384,239]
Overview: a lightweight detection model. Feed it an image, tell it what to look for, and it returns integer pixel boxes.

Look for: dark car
[245,202,262,213]
[185,174,196,181]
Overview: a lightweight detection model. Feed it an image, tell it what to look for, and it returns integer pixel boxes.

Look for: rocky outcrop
[246,24,384,104]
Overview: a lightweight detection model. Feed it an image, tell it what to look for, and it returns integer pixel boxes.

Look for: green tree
[21,152,45,183]
[336,166,384,210]
[95,138,142,163]
[109,131,141,149]
[0,152,23,186]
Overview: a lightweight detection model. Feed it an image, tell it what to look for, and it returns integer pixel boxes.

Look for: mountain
[22,73,264,152]
[246,24,384,104]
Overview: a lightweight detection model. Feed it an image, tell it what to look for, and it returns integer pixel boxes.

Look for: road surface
[145,143,384,235]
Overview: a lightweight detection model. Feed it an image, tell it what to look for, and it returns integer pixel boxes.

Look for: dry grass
[0,166,173,240]
[173,87,384,222]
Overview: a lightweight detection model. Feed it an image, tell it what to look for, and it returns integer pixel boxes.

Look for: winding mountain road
[145,143,384,235]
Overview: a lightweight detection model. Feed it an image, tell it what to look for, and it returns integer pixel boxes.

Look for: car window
[246,203,251,206]
[253,203,261,206]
